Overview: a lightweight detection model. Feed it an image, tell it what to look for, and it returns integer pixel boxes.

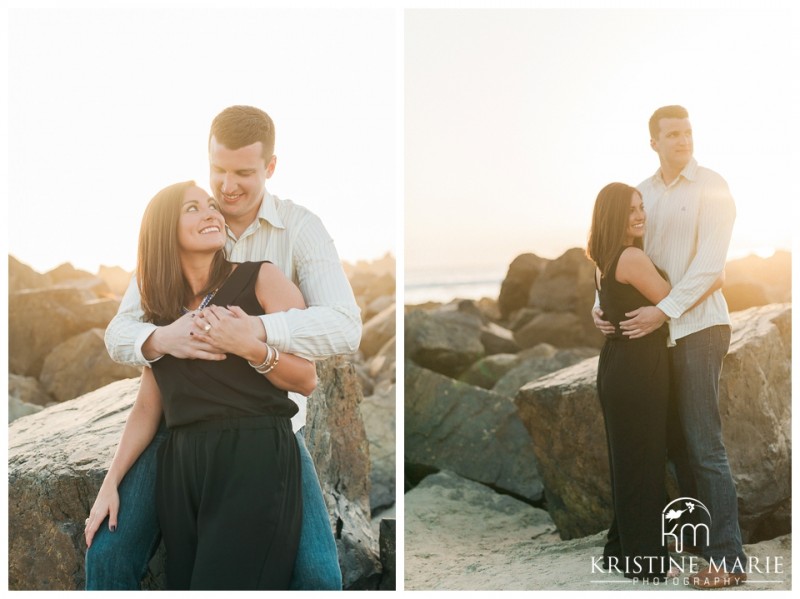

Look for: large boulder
[97,265,133,298]
[405,307,485,378]
[9,255,51,293]
[405,360,543,503]
[514,303,791,542]
[39,329,143,402]
[45,262,112,297]
[8,287,98,377]
[8,355,379,590]
[497,253,548,320]
[724,251,791,308]
[305,356,381,590]
[492,344,599,399]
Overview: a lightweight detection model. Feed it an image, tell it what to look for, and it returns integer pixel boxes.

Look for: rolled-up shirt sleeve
[104,276,160,367]
[259,214,362,359]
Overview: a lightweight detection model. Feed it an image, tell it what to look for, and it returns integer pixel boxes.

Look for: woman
[84,181,316,589]
[587,182,673,580]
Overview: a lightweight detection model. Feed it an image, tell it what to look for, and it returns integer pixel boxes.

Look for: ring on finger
[204,323,212,332]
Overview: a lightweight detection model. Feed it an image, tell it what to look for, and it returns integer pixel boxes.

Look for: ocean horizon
[405,264,506,305]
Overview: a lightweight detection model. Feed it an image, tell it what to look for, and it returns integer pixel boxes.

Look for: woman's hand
[85,479,120,548]
[194,305,263,362]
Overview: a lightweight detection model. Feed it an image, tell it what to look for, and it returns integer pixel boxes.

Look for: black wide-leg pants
[156,415,302,590]
[597,334,670,579]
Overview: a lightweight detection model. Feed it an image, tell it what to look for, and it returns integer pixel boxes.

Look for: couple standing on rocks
[83,105,362,590]
[586,105,747,588]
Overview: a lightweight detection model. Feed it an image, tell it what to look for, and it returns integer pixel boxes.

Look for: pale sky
[405,6,799,272]
[7,6,397,274]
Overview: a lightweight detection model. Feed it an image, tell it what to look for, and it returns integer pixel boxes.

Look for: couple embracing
[83,105,361,590]
[586,105,747,588]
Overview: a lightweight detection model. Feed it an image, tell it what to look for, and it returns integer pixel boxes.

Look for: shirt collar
[255,190,286,230]
[651,156,699,187]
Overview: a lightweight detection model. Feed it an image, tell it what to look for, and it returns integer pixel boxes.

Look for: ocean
[404,265,506,305]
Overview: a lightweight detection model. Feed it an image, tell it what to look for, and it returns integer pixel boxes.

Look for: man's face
[651,117,693,171]
[208,136,276,229]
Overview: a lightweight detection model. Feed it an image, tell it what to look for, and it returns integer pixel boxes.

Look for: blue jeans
[668,325,745,568]
[86,426,341,590]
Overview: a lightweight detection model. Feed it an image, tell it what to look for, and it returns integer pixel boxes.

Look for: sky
[6,6,397,274]
[405,6,799,273]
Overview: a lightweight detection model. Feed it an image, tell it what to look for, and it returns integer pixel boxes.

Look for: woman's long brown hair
[137,181,231,324]
[586,182,643,276]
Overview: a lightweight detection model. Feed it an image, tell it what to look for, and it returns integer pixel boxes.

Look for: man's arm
[256,213,363,359]
[105,276,226,366]
[621,177,735,338]
[655,178,735,319]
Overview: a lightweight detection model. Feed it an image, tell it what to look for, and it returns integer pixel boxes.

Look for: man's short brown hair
[209,105,275,162]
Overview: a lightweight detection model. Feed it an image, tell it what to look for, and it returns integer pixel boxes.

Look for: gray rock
[480,321,521,355]
[8,396,46,423]
[405,361,543,503]
[360,382,396,513]
[459,353,520,389]
[378,519,396,590]
[8,373,54,407]
[405,308,485,378]
[514,303,791,543]
[40,329,142,402]
[360,303,395,359]
[497,253,548,319]
[492,344,599,398]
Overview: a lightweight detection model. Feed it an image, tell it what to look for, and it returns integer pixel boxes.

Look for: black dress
[152,261,302,590]
[596,247,670,580]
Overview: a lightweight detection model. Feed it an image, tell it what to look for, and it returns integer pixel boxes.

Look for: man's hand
[619,306,667,339]
[193,306,264,362]
[592,307,616,336]
[142,312,227,361]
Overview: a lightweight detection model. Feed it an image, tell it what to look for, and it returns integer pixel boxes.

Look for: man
[88,105,362,590]
[593,105,746,588]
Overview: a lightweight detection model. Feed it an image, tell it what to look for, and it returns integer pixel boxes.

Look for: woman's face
[625,191,645,245]
[177,186,226,253]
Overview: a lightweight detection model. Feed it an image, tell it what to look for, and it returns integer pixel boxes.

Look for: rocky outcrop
[404,307,485,378]
[8,355,379,590]
[405,360,543,503]
[360,381,396,513]
[359,303,395,359]
[9,255,51,293]
[497,253,547,319]
[515,303,791,542]
[39,329,142,402]
[723,251,791,310]
[404,470,792,591]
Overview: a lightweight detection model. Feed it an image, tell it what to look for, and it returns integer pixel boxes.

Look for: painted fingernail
[110,525,116,532]
[190,332,194,336]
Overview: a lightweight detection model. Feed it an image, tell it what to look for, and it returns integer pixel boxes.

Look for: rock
[8,396,46,422]
[305,356,381,590]
[404,470,558,590]
[497,253,548,320]
[492,344,599,399]
[364,294,394,323]
[507,307,541,332]
[9,255,51,293]
[97,265,133,298]
[405,360,543,503]
[523,248,605,348]
[723,282,769,313]
[46,262,112,297]
[360,382,396,513]
[378,519,396,590]
[8,355,378,590]
[480,321,521,355]
[514,311,604,349]
[39,329,143,402]
[80,298,122,330]
[459,353,520,389]
[724,251,791,305]
[514,303,791,543]
[368,336,396,386]
[360,303,395,359]
[8,373,54,407]
[8,287,98,377]
[405,308,485,378]
[349,271,396,308]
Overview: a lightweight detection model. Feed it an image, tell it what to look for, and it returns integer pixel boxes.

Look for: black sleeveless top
[152,261,299,428]
[598,247,669,341]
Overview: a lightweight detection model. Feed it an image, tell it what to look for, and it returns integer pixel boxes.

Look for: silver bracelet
[255,347,280,374]
[248,344,273,371]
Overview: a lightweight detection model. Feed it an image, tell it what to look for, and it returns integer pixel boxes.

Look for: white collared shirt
[637,157,736,342]
[105,191,362,431]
